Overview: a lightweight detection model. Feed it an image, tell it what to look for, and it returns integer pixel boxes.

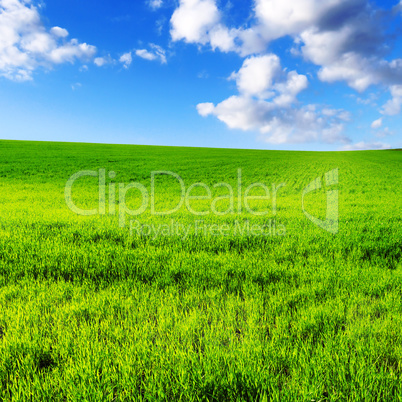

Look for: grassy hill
[0,140,401,401]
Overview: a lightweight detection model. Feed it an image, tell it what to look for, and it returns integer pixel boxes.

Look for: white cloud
[229,54,309,104]
[253,0,343,40]
[209,25,236,52]
[119,52,132,69]
[48,41,95,64]
[197,102,215,116]
[235,27,267,56]
[371,118,382,129]
[168,0,402,144]
[231,55,281,98]
[333,109,351,121]
[148,0,163,10]
[94,55,113,67]
[135,44,166,64]
[198,96,271,132]
[198,97,349,144]
[273,71,308,106]
[50,26,68,38]
[170,0,402,117]
[170,0,220,44]
[155,17,166,36]
[342,141,391,151]
[170,0,236,53]
[168,0,402,96]
[197,55,350,145]
[0,0,96,81]
[298,27,384,92]
[94,57,106,67]
[381,85,402,116]
[291,5,402,100]
[135,49,155,61]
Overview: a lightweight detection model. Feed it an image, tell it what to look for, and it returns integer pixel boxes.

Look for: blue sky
[0,0,401,150]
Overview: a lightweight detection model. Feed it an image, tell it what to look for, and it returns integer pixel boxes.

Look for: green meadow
[0,140,401,401]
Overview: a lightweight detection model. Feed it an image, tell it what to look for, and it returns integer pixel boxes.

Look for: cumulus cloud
[371,118,383,129]
[197,54,350,144]
[299,30,378,92]
[286,0,402,109]
[198,98,349,144]
[170,0,237,53]
[252,0,402,96]
[342,141,391,151]
[197,102,215,117]
[119,52,132,69]
[167,0,402,145]
[253,0,346,40]
[227,55,308,104]
[170,0,402,104]
[50,26,68,38]
[381,85,402,116]
[94,55,114,67]
[135,49,156,61]
[273,71,309,107]
[94,57,106,67]
[209,25,237,52]
[298,29,402,92]
[0,0,96,81]
[230,54,281,98]
[135,44,166,63]
[170,0,220,44]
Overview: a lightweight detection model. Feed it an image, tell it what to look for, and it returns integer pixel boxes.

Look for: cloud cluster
[0,0,96,81]
[197,55,350,144]
[174,0,402,90]
[2,0,399,148]
[115,44,167,70]
[170,0,237,52]
[295,4,402,93]
[171,0,402,145]
[135,44,166,64]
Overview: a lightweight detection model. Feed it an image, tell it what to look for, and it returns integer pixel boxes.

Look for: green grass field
[0,140,401,401]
